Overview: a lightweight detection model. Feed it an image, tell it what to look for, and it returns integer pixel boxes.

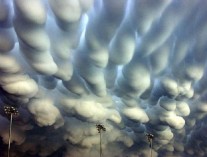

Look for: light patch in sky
[0,0,207,157]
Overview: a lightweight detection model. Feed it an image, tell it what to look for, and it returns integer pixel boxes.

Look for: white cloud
[28,97,64,128]
[1,0,207,157]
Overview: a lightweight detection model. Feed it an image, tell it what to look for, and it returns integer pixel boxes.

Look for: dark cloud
[1,0,207,157]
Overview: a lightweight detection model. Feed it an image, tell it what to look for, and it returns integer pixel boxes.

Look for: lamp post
[96,124,106,157]
[4,106,19,157]
[146,133,154,157]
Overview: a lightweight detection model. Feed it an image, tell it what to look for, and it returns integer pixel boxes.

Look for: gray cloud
[1,0,207,157]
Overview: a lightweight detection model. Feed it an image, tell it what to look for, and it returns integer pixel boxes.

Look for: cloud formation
[1,0,207,157]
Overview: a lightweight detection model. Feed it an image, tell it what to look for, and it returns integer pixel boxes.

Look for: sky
[0,0,207,157]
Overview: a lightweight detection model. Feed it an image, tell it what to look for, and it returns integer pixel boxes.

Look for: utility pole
[4,106,19,157]
[146,133,154,157]
[96,124,106,157]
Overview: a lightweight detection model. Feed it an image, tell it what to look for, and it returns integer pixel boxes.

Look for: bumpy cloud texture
[1,0,207,157]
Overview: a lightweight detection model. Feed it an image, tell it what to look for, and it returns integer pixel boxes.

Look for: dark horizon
[0,0,207,157]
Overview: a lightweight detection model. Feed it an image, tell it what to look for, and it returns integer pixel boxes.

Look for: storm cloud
[1,0,207,157]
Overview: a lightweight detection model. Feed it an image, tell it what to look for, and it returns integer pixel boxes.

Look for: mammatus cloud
[1,0,207,157]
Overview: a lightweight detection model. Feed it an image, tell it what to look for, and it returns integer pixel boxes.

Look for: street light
[4,106,19,157]
[96,124,106,157]
[145,133,154,157]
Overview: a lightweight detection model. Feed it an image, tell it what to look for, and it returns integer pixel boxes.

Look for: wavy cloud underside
[0,0,207,157]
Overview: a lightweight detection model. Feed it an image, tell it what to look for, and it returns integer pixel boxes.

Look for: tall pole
[145,133,154,157]
[150,138,152,157]
[8,114,12,157]
[4,106,19,157]
[100,130,102,157]
[96,124,106,157]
